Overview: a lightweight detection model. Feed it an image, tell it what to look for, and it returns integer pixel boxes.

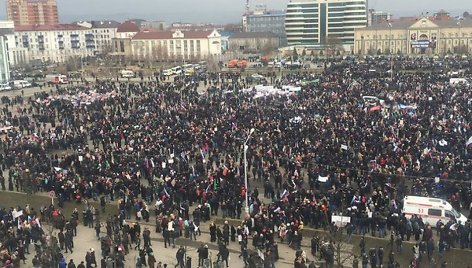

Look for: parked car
[0,84,12,91]
[11,80,32,89]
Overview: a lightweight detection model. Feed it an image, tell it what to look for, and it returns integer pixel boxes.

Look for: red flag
[369,105,381,112]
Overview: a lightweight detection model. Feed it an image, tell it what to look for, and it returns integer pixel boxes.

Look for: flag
[280,189,289,200]
[200,148,206,163]
[205,184,211,193]
[163,187,170,198]
[369,105,381,112]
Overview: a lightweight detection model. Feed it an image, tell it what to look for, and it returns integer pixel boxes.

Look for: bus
[181,64,194,71]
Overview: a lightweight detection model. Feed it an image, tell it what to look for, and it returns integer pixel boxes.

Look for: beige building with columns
[354,17,472,55]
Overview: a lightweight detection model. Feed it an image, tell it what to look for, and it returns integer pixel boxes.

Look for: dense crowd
[0,56,469,267]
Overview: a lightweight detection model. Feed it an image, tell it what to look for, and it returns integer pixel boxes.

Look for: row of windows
[329,1,366,7]
[286,34,319,39]
[19,43,96,50]
[134,40,202,47]
[17,31,90,36]
[286,14,318,18]
[287,4,318,9]
[342,12,367,16]
[248,17,285,22]
[92,29,111,33]
[286,22,319,26]
[361,33,472,39]
[329,28,354,33]
[285,22,320,27]
[287,9,319,14]
[286,30,319,34]
[328,6,366,12]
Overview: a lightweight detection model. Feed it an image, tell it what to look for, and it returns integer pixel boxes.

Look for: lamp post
[244,128,255,216]
[388,22,393,79]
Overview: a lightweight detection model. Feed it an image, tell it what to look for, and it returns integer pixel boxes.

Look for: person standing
[175,246,185,268]
[148,252,157,268]
[218,244,230,268]
[58,231,65,250]
[197,244,209,267]
[65,230,74,253]
[67,259,76,268]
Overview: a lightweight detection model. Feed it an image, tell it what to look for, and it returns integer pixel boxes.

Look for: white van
[402,196,468,226]
[12,80,31,89]
[171,66,182,75]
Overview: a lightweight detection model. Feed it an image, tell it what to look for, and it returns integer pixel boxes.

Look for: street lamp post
[388,23,393,79]
[244,128,255,216]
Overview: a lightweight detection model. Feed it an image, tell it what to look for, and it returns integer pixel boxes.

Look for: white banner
[318,175,328,182]
[331,215,351,227]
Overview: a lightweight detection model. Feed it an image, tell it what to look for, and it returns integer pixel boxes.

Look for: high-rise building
[285,0,367,47]
[246,9,287,46]
[6,0,59,26]
[368,9,392,26]
[0,21,14,84]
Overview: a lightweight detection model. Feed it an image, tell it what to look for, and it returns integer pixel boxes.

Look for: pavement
[45,222,309,268]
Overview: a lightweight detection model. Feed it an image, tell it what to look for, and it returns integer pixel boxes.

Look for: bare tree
[323,226,356,268]
[326,36,342,57]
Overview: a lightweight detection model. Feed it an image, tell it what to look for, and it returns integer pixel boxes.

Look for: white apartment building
[13,24,97,64]
[0,36,10,83]
[76,20,119,54]
[0,21,14,83]
[285,0,367,48]
[131,30,222,60]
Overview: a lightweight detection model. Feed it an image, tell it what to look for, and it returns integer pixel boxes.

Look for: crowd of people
[0,56,469,267]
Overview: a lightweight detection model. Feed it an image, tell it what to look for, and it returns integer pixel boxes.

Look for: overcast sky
[0,0,469,23]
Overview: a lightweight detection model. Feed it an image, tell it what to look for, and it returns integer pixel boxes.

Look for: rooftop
[15,24,87,31]
[90,20,120,28]
[360,17,472,30]
[132,30,214,40]
[117,21,140,33]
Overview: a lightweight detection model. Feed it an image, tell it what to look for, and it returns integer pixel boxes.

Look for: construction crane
[245,0,250,15]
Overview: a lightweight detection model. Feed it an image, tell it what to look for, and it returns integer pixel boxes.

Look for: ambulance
[402,196,468,226]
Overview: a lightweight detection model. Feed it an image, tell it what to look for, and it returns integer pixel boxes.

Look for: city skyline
[0,0,470,24]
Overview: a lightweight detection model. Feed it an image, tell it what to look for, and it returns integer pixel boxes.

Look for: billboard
[411,40,431,48]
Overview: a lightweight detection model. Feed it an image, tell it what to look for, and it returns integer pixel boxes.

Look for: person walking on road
[175,246,185,268]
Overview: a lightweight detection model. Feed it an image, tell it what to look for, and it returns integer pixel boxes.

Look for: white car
[251,74,265,79]
[0,84,12,91]
[163,69,173,76]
